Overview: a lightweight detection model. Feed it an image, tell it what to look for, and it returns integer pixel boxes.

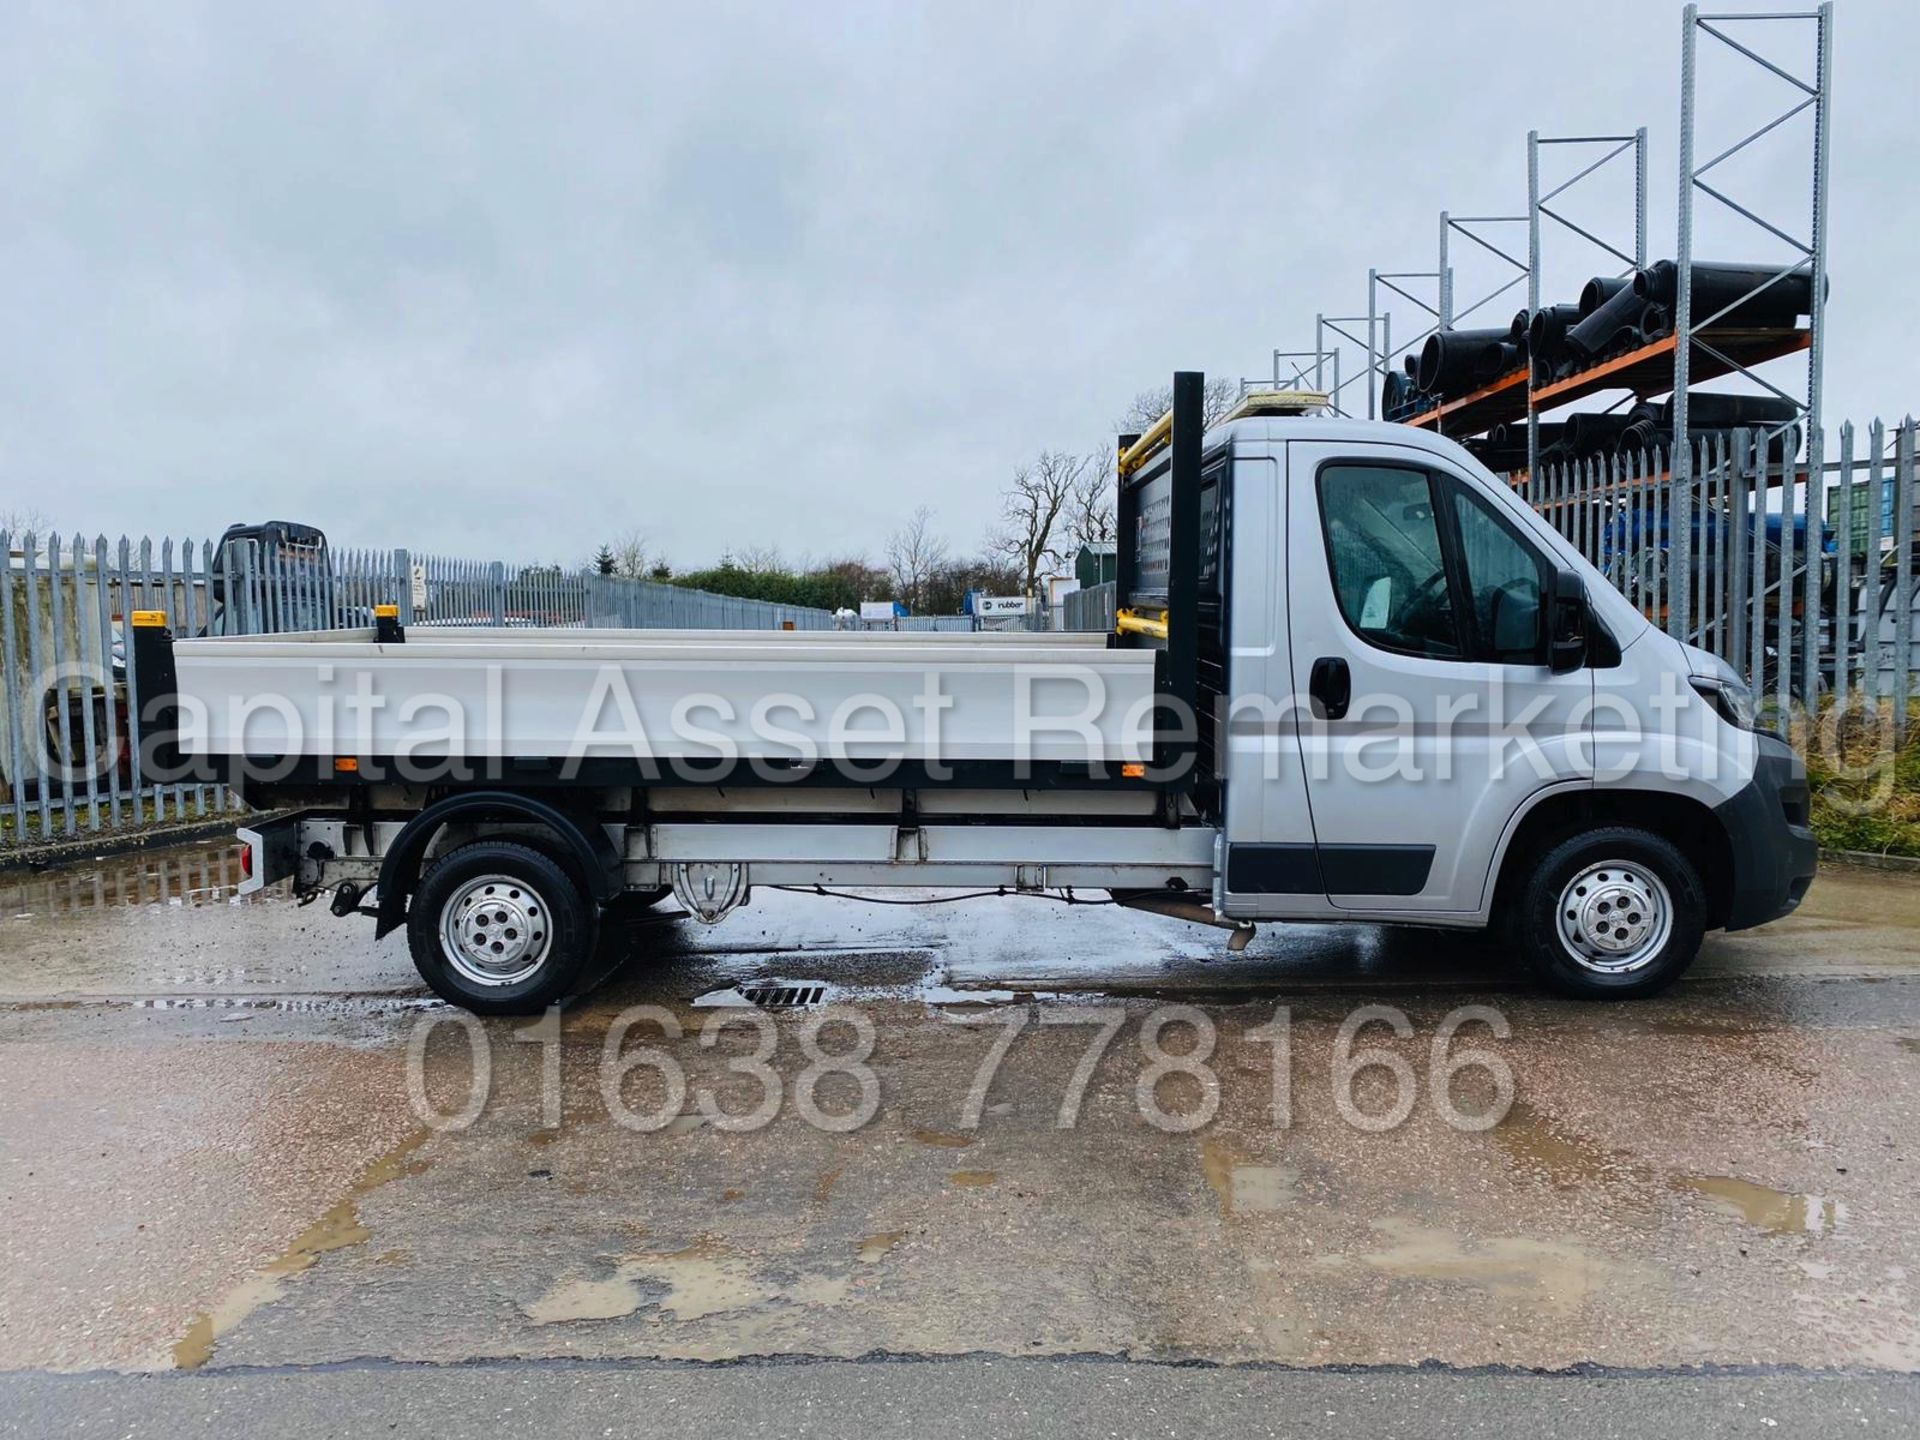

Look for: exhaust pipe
[1112,890,1257,950]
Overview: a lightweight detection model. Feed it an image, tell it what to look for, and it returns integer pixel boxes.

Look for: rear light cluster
[240,843,253,880]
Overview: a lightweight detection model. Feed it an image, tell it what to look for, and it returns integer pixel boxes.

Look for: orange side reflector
[1121,763,1146,779]
[333,757,359,773]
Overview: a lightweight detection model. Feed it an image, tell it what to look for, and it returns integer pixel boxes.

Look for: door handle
[1309,656,1351,721]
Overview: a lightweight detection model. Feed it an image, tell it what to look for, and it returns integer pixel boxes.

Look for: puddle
[1494,1102,1630,1192]
[125,994,437,1015]
[911,1127,974,1150]
[170,1128,431,1369]
[525,1237,849,1324]
[856,1230,907,1263]
[1334,1218,1622,1316]
[2,844,252,918]
[948,1170,998,1188]
[1200,1138,1297,1216]
[1674,1175,1847,1236]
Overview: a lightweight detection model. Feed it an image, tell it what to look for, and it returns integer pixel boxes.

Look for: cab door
[1215,448,1336,920]
[1285,440,1592,913]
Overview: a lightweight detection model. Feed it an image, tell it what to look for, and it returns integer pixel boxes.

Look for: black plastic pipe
[1634,260,1820,328]
[1475,340,1524,384]
[1661,393,1799,428]
[1381,369,1417,419]
[1620,422,1802,462]
[1566,412,1635,457]
[1487,420,1566,451]
[1578,275,1633,317]
[1526,303,1582,355]
[1417,326,1509,396]
[1565,284,1648,363]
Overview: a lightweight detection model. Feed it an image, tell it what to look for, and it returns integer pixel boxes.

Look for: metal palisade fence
[1063,582,1118,634]
[0,535,837,851]
[1523,417,1918,735]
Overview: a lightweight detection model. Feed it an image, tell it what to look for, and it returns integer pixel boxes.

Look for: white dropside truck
[139,375,1815,1013]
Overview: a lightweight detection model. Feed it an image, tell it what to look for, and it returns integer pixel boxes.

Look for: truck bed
[174,626,1158,764]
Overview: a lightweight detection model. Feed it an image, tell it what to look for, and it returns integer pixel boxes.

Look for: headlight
[1690,675,1755,731]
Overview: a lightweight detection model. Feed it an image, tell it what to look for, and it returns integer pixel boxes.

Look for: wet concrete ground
[1,841,1918,1423]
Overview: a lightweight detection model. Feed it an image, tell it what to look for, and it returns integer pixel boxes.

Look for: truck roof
[1203,412,1479,462]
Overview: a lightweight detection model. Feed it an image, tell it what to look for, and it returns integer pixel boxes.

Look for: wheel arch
[1487,786,1734,931]
[374,790,622,940]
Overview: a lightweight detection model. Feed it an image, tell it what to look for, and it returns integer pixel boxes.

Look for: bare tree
[734,543,786,575]
[1066,450,1115,554]
[991,450,1086,598]
[886,506,949,613]
[608,528,651,579]
[0,505,51,537]
[1115,376,1241,436]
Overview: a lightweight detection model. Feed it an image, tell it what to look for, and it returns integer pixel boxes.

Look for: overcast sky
[2,1,1914,570]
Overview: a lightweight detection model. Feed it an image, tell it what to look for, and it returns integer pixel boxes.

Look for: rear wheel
[407,840,598,1014]
[1515,826,1705,1000]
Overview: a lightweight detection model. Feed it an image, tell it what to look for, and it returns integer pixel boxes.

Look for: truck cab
[1128,407,1811,955]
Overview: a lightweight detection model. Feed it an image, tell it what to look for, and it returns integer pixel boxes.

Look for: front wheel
[1515,826,1706,1000]
[407,840,599,1014]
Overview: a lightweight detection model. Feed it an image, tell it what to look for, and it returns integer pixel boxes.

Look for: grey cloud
[0,0,1913,568]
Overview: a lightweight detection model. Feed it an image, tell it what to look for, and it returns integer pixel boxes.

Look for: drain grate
[739,983,827,1010]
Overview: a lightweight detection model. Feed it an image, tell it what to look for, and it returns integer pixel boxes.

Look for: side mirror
[1547,566,1588,673]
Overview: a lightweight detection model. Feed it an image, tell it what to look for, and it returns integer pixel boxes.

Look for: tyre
[1514,825,1706,1000]
[407,840,599,1014]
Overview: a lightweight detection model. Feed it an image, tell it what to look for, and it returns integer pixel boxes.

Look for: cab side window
[1317,465,1461,658]
[1319,462,1552,665]
[1450,487,1547,664]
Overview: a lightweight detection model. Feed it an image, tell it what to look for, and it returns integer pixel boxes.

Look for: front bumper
[1714,732,1818,931]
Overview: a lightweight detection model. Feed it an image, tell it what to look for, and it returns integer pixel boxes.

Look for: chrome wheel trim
[439,873,554,987]
[1554,860,1673,975]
